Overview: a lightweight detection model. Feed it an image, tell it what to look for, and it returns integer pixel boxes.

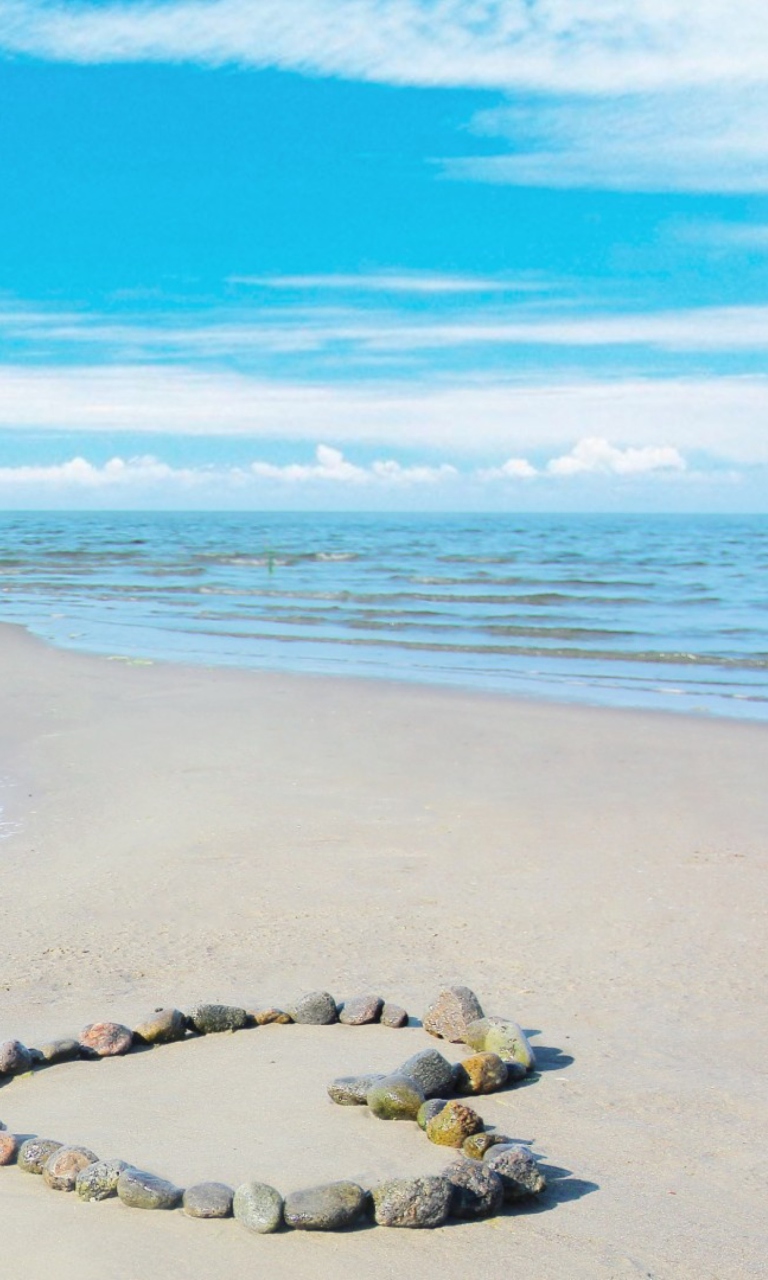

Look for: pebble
[453,1052,509,1095]
[484,1144,547,1199]
[286,991,338,1025]
[183,1182,234,1218]
[233,1180,284,1233]
[367,1074,425,1120]
[117,1168,183,1209]
[462,1132,512,1160]
[79,1022,134,1057]
[397,1047,455,1099]
[416,1099,448,1130]
[18,1138,64,1174]
[188,1004,248,1034]
[38,1039,81,1065]
[463,1017,536,1071]
[444,1158,504,1218]
[284,1181,366,1230]
[76,1159,130,1201]
[372,1176,453,1228]
[0,1039,33,1075]
[252,1008,293,1025]
[133,1008,188,1045]
[380,1002,409,1028]
[426,1100,484,1148]
[328,1073,384,1105]
[338,994,383,1025]
[0,1133,18,1165]
[43,1145,99,1191]
[423,987,485,1044]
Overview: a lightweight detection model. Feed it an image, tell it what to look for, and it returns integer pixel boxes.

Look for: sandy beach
[0,619,766,1278]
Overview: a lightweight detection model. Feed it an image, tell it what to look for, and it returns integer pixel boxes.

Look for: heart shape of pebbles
[0,985,546,1233]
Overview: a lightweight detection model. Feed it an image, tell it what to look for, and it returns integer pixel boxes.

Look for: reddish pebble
[79,1021,133,1057]
[0,1133,18,1165]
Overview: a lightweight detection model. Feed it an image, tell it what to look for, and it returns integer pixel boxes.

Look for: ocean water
[0,510,766,720]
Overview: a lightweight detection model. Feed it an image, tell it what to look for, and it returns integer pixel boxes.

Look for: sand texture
[0,622,766,1278]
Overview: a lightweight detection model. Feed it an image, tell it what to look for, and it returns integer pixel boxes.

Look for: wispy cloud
[229,272,543,295]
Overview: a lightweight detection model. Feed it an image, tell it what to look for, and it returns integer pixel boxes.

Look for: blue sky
[0,0,767,510]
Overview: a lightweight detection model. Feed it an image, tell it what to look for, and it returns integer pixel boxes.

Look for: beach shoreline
[1,620,766,1278]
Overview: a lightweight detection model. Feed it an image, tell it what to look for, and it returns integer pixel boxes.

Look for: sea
[0,510,766,721]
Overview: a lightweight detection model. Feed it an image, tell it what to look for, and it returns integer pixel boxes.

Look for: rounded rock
[454,1052,508,1095]
[426,1100,484,1148]
[416,1099,448,1131]
[76,1159,130,1201]
[79,1022,134,1057]
[397,1048,454,1099]
[0,1039,32,1075]
[38,1039,81,1065]
[18,1139,64,1175]
[444,1158,504,1217]
[0,1133,18,1165]
[485,1144,547,1200]
[117,1168,182,1210]
[284,1181,366,1230]
[423,987,484,1044]
[367,1073,425,1120]
[463,1017,536,1071]
[43,1145,99,1191]
[462,1131,513,1161]
[252,1008,293,1026]
[233,1181,284,1233]
[380,1002,409,1028]
[183,1182,234,1218]
[328,1073,384,1106]
[286,991,338,1025]
[372,1176,453,1228]
[338,994,383,1026]
[133,1008,187,1045]
[188,1004,248,1035]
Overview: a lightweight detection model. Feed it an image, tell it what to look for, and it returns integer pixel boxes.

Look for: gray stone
[134,1008,188,1044]
[423,987,484,1043]
[372,1176,453,1228]
[328,1073,384,1105]
[18,1139,64,1174]
[484,1144,547,1200]
[416,1099,448,1131]
[463,1017,536,1071]
[183,1182,234,1218]
[38,1039,81,1065]
[444,1158,504,1218]
[367,1074,424,1120]
[188,1004,248,1034]
[397,1047,455,1099]
[43,1145,99,1191]
[284,1181,366,1230]
[79,1022,134,1057]
[286,991,338,1025]
[338,994,383,1025]
[233,1181,284,1233]
[0,1039,32,1075]
[117,1168,183,1209]
[76,1159,130,1201]
[380,1002,409,1028]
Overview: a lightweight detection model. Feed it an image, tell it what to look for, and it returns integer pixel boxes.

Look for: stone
[462,1132,512,1161]
[284,1181,366,1231]
[328,1074,384,1106]
[0,1039,32,1075]
[183,1182,234,1218]
[43,1145,99,1191]
[188,1004,248,1034]
[286,991,338,1025]
[380,1002,409,1028]
[117,1168,183,1210]
[0,1133,18,1165]
[38,1039,81,1065]
[416,1099,448,1131]
[252,1008,293,1026]
[79,1022,134,1057]
[76,1159,130,1201]
[453,1052,508,1095]
[484,1144,547,1200]
[372,1176,453,1228]
[18,1138,64,1175]
[463,1018,536,1072]
[426,1100,484,1148]
[366,1074,424,1120]
[397,1048,455,1099]
[133,1008,187,1045]
[444,1158,504,1218]
[233,1181,284,1233]
[423,987,484,1043]
[338,994,383,1025]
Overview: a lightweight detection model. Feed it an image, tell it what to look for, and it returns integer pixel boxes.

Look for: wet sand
[0,621,766,1278]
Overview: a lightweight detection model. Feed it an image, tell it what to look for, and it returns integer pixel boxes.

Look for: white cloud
[251,444,457,484]
[229,272,541,295]
[479,456,538,480]
[547,437,686,476]
[0,455,204,488]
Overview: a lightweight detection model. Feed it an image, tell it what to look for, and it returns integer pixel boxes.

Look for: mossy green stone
[426,1100,483,1147]
[463,1017,536,1071]
[417,1099,448,1131]
[367,1073,424,1120]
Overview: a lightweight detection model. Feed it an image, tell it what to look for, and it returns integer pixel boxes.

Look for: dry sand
[0,620,766,1278]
